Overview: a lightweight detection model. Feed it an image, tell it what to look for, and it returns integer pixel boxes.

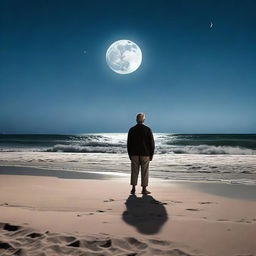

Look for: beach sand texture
[0,173,256,256]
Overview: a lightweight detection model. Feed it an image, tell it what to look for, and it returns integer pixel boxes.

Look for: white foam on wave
[43,143,256,155]
[46,144,124,153]
[169,145,256,155]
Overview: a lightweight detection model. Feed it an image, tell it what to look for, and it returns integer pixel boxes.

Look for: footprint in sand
[236,218,252,223]
[68,240,80,247]
[3,223,21,231]
[0,203,8,206]
[104,199,115,202]
[217,219,229,222]
[152,200,167,205]
[199,201,215,205]
[77,212,96,217]
[0,241,15,250]
[170,200,183,204]
[186,208,200,211]
[27,232,44,238]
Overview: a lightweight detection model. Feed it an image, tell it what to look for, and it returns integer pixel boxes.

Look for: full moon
[106,40,142,74]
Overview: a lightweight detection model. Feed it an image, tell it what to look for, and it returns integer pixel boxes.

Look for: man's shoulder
[128,125,136,133]
[142,124,152,132]
[129,125,136,130]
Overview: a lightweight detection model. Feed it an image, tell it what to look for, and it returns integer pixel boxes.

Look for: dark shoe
[142,189,151,195]
[130,189,136,195]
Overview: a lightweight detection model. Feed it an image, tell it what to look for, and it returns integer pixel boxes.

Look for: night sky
[1,0,256,133]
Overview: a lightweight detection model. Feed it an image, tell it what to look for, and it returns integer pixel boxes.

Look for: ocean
[0,133,256,185]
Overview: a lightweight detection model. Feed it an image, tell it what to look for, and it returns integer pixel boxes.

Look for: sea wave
[1,133,256,155]
[45,144,124,153]
[168,145,256,155]
[42,144,256,155]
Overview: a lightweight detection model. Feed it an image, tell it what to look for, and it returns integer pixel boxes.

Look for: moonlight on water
[106,40,142,74]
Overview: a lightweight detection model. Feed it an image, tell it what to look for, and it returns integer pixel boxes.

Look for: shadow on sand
[122,194,168,235]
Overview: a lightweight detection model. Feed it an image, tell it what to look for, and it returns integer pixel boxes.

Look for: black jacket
[127,123,155,157]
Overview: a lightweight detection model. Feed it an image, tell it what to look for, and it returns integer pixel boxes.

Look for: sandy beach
[0,168,256,256]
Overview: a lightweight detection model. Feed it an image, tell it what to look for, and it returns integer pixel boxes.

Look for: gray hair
[136,113,145,123]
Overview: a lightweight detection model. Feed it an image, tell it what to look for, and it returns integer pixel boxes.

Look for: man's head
[136,113,145,124]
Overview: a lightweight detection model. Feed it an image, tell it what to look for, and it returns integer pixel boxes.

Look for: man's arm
[149,129,155,161]
[127,130,131,160]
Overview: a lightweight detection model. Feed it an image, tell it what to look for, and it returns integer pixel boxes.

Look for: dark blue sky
[1,0,256,133]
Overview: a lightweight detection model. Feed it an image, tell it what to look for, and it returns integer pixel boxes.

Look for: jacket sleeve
[149,129,155,157]
[127,130,131,158]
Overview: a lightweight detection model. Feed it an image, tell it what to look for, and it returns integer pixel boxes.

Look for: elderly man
[127,113,155,195]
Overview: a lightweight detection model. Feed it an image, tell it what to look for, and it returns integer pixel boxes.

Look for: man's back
[128,113,154,195]
[127,123,155,157]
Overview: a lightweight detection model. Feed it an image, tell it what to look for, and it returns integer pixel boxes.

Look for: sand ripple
[0,222,196,256]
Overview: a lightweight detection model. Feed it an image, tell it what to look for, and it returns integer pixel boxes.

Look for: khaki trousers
[130,155,150,187]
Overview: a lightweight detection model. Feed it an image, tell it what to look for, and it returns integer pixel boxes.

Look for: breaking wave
[1,133,256,155]
[45,144,123,153]
[43,143,256,155]
[168,145,256,155]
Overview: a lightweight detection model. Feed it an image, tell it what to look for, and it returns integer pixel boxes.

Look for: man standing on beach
[127,113,155,195]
